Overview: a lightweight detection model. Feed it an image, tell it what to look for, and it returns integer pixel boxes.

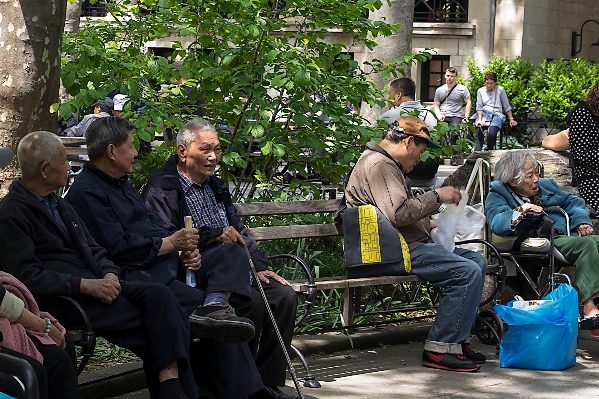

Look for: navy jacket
[0,179,119,298]
[142,155,269,272]
[65,163,168,268]
[485,178,591,238]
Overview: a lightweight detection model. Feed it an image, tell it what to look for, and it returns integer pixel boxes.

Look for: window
[420,55,450,102]
[414,0,468,23]
[81,0,110,17]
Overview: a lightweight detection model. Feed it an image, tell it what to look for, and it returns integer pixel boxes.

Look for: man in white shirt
[434,67,471,165]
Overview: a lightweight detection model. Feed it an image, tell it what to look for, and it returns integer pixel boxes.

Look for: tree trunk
[65,0,82,33]
[361,1,414,124]
[0,0,67,195]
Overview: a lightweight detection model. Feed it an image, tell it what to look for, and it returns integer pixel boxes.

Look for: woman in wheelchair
[1,272,80,399]
[485,151,599,334]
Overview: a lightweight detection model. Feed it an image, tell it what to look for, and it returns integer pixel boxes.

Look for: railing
[414,0,468,23]
[81,0,110,17]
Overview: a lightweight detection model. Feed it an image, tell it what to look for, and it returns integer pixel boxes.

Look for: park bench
[235,198,505,329]
[234,197,506,386]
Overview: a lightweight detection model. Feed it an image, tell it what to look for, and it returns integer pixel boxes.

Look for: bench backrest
[234,199,342,241]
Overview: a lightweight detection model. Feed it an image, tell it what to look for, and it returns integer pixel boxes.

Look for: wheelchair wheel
[475,310,504,345]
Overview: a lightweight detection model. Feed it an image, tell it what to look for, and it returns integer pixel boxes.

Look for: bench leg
[343,287,359,331]
[290,344,321,388]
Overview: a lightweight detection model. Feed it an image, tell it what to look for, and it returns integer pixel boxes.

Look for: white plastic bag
[431,190,486,254]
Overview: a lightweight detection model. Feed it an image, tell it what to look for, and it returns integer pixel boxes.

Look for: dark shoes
[462,344,486,364]
[422,350,480,372]
[249,386,297,399]
[189,301,255,343]
[579,314,599,336]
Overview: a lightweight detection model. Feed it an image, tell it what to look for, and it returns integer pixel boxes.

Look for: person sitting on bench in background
[0,131,200,399]
[344,115,487,372]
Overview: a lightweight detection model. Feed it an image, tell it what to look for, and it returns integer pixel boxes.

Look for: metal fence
[414,0,468,23]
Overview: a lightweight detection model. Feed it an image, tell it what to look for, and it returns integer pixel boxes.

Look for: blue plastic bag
[494,284,578,370]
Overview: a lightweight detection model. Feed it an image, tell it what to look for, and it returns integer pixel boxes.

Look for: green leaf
[294,69,310,87]
[261,141,273,155]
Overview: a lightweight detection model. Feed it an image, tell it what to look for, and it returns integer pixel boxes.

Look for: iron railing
[414,0,468,23]
[81,0,110,17]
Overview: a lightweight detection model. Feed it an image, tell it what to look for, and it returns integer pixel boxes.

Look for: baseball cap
[92,97,114,113]
[113,94,129,111]
[394,115,440,149]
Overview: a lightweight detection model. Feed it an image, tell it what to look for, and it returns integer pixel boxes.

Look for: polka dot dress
[568,102,599,211]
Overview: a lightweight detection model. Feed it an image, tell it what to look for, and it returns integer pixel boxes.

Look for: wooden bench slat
[234,199,340,217]
[247,224,342,241]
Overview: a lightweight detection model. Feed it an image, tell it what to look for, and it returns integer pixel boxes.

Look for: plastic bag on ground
[494,284,578,370]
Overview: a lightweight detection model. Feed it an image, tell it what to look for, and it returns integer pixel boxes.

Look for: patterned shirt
[178,171,229,229]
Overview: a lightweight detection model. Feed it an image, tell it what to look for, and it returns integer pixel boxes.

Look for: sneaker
[462,344,486,364]
[189,301,255,343]
[422,350,480,372]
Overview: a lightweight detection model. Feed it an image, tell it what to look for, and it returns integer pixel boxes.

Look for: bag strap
[440,84,458,106]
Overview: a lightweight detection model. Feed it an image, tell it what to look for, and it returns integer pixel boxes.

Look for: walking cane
[243,245,305,399]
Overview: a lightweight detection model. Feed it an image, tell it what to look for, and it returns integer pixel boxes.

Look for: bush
[465,55,599,125]
[533,58,599,123]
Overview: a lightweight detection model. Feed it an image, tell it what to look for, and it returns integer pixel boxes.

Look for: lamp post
[571,19,599,58]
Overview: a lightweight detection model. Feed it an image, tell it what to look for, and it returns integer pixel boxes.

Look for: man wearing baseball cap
[344,115,487,372]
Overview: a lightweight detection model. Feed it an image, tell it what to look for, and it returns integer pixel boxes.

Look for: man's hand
[577,224,594,237]
[169,228,199,251]
[256,270,291,286]
[214,226,245,246]
[80,278,121,304]
[435,187,461,206]
[180,248,201,272]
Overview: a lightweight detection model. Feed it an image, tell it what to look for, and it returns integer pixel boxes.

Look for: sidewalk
[79,323,599,398]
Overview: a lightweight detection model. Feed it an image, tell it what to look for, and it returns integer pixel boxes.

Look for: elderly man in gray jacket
[345,115,486,373]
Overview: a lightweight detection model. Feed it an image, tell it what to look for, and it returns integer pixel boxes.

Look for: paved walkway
[80,324,599,398]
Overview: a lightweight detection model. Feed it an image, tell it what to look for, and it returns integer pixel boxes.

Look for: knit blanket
[0,272,55,364]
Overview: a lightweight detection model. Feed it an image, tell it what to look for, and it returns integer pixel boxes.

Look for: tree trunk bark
[65,0,82,33]
[361,1,414,124]
[0,0,67,195]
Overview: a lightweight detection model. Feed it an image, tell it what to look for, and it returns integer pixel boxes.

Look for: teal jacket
[485,178,591,237]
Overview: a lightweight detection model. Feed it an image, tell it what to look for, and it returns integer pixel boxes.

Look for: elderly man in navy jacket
[142,118,298,399]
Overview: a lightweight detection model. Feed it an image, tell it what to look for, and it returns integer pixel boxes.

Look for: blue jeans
[410,243,486,355]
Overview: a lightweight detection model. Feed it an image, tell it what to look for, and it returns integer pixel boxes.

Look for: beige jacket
[345,141,440,250]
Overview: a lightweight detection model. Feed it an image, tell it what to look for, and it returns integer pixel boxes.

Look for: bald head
[17,131,63,179]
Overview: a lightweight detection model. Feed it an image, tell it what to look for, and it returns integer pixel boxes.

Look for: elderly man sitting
[485,151,599,333]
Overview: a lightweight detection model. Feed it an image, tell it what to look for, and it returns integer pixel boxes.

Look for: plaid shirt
[178,171,229,229]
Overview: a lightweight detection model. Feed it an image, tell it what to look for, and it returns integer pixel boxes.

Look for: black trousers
[30,334,80,399]
[50,281,195,399]
[194,243,253,305]
[237,281,298,387]
[0,335,79,399]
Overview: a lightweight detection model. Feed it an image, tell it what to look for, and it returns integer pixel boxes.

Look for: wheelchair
[0,352,39,399]
[478,158,599,334]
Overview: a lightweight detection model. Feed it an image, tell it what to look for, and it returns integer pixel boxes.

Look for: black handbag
[341,204,412,278]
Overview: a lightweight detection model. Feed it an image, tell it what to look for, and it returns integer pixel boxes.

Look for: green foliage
[533,58,599,123]
[465,55,599,124]
[59,0,434,200]
[129,142,177,191]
